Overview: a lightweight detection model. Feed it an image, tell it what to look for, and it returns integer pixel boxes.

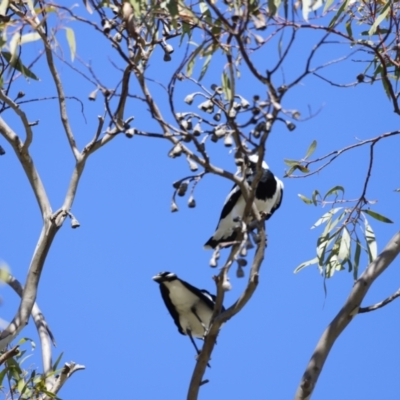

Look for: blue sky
[1,4,400,400]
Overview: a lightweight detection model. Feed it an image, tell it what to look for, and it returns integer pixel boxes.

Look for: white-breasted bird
[204,154,284,249]
[153,272,225,355]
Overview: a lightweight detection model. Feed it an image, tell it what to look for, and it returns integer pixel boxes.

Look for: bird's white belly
[167,281,211,338]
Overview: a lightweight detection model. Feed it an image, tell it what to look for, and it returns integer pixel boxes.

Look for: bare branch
[5,270,55,385]
[358,288,400,313]
[9,4,81,160]
[187,226,266,400]
[0,345,19,366]
[289,130,400,178]
[42,361,85,400]
[0,90,34,148]
[0,222,59,350]
[295,231,400,400]
[0,117,51,217]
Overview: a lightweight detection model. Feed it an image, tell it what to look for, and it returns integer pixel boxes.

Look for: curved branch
[5,272,55,380]
[0,117,51,218]
[0,221,59,350]
[0,91,34,148]
[295,230,400,400]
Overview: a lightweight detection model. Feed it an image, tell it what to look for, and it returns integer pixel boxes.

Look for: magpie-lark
[153,272,225,356]
[204,154,284,249]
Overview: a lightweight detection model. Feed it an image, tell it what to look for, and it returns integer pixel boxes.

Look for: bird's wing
[200,290,226,312]
[266,180,283,220]
[159,284,185,335]
[218,183,242,221]
[180,280,216,311]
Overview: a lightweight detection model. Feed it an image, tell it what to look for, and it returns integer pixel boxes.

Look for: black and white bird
[153,272,224,355]
[204,154,284,249]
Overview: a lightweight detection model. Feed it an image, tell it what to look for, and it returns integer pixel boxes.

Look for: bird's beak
[152,275,161,282]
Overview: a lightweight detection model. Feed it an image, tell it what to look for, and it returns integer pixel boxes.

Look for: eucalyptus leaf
[298,194,313,204]
[294,257,318,273]
[364,217,377,263]
[363,209,393,223]
[312,207,343,229]
[323,185,345,200]
[304,140,317,159]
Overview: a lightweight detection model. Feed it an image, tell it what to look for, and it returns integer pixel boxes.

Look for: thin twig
[358,288,400,313]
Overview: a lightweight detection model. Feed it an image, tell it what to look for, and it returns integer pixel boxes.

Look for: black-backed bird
[152,272,225,356]
[204,154,284,249]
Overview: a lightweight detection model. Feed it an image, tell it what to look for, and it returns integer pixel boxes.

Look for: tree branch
[41,361,85,400]
[0,90,34,148]
[187,226,266,400]
[358,287,400,313]
[4,270,55,386]
[0,117,51,217]
[0,345,19,366]
[295,230,400,400]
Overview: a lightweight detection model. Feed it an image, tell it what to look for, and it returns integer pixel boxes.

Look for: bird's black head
[152,272,177,283]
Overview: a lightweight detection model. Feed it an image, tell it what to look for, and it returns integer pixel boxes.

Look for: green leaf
[1,52,39,80]
[361,29,389,36]
[345,19,353,38]
[298,194,313,204]
[317,233,337,266]
[368,1,391,36]
[304,139,317,159]
[353,239,361,280]
[381,70,391,99]
[321,211,345,238]
[65,28,76,62]
[0,365,8,386]
[221,71,232,101]
[294,257,318,273]
[130,0,142,17]
[363,209,393,223]
[198,54,212,81]
[328,0,350,28]
[323,0,334,13]
[9,31,20,66]
[17,337,35,350]
[312,207,343,229]
[52,352,64,370]
[199,0,208,14]
[268,0,281,17]
[186,42,204,77]
[297,165,310,173]
[312,189,320,206]
[364,217,377,263]
[338,227,351,261]
[166,0,179,17]
[283,159,300,167]
[180,22,192,44]
[20,32,41,46]
[323,185,345,200]
[284,166,297,177]
[17,377,26,393]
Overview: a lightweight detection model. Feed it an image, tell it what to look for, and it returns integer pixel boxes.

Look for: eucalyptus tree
[0,0,399,399]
